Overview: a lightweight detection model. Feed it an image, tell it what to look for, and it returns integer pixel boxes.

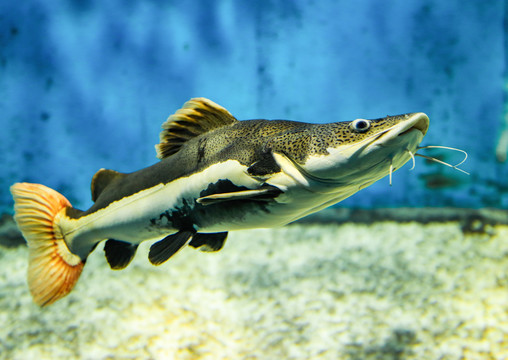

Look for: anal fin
[189,232,228,252]
[148,230,194,265]
[104,239,138,270]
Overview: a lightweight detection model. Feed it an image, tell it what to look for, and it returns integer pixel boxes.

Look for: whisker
[389,162,393,186]
[414,153,470,175]
[416,145,468,167]
[406,149,416,170]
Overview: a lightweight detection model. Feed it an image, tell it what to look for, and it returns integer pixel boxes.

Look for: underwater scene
[1,1,507,359]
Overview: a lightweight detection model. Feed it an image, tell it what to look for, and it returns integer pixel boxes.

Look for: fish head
[285,112,429,191]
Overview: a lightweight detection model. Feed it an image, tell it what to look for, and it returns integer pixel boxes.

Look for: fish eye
[350,119,371,133]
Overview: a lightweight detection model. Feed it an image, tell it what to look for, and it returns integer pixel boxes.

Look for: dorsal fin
[91,168,127,202]
[155,98,238,159]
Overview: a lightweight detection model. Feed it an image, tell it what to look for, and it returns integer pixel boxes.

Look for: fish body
[10,98,429,305]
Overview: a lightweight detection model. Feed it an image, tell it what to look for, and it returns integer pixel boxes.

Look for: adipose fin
[91,169,127,202]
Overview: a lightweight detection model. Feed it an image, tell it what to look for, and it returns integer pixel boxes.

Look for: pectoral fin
[104,239,138,270]
[196,185,282,206]
[189,232,228,252]
[148,230,194,265]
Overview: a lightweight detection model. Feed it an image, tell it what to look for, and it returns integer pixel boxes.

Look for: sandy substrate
[0,221,507,360]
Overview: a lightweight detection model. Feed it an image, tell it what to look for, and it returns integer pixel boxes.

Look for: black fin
[104,239,138,270]
[155,98,238,159]
[247,150,281,177]
[148,230,194,265]
[189,232,228,252]
[196,184,283,206]
[91,169,127,202]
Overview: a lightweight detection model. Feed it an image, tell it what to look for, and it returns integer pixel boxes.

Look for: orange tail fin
[10,183,85,306]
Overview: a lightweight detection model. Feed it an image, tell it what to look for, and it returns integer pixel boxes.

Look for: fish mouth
[369,112,429,146]
[397,113,429,137]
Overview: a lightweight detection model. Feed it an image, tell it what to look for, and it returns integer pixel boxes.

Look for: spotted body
[10,98,429,306]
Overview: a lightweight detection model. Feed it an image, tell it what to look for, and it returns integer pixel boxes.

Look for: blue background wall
[0,1,506,213]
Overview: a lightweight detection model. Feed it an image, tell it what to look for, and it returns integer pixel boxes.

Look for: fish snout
[398,112,429,137]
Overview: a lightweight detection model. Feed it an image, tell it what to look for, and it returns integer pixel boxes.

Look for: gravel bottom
[0,222,507,360]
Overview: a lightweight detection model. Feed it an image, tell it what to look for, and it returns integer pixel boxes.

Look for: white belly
[60,157,353,258]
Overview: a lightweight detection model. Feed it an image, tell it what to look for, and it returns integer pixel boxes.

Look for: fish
[10,98,429,306]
